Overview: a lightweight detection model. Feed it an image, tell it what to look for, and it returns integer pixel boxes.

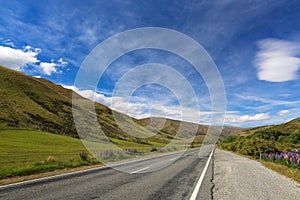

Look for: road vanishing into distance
[0,147,214,200]
[1,147,299,200]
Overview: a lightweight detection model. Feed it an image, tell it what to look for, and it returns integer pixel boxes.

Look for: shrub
[150,146,157,152]
[80,151,88,161]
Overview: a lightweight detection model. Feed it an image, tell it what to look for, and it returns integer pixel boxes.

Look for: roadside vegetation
[219,129,300,182]
[0,129,189,179]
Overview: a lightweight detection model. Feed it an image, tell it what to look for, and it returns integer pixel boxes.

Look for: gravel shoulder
[213,149,300,200]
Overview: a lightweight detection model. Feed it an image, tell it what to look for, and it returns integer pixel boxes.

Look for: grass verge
[261,161,300,184]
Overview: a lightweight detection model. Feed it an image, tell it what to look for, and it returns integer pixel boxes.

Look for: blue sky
[1,0,300,127]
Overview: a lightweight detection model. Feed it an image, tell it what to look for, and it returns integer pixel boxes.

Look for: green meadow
[0,129,188,178]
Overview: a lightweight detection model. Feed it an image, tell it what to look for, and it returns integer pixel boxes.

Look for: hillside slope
[0,66,161,144]
[140,117,243,143]
[0,65,243,146]
[0,66,77,136]
[238,118,300,136]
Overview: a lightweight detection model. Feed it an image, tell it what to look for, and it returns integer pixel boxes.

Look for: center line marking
[129,167,150,174]
[189,147,214,200]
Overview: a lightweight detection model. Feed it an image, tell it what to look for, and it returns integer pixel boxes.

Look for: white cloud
[277,110,289,116]
[62,85,219,124]
[255,39,300,82]
[39,58,68,75]
[39,62,58,75]
[0,44,68,76]
[0,45,39,70]
[226,113,270,123]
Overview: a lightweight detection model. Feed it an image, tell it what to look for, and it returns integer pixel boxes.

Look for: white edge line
[0,148,200,190]
[189,148,214,200]
[129,167,150,174]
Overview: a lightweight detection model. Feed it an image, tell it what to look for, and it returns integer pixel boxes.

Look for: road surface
[213,150,300,200]
[0,147,214,200]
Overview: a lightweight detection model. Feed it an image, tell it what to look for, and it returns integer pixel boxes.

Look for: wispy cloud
[234,94,300,112]
[226,112,270,123]
[277,110,289,116]
[255,38,300,82]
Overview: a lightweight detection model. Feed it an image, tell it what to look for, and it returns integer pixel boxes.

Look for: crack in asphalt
[210,152,215,200]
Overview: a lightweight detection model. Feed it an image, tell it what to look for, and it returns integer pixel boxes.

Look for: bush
[80,151,88,161]
[150,146,157,152]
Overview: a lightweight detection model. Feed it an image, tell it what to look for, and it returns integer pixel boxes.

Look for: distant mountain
[140,117,244,142]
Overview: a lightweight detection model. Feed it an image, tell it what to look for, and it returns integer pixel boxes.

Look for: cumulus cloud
[277,110,289,116]
[255,39,300,82]
[226,113,270,123]
[38,58,68,75]
[0,44,68,75]
[0,45,39,70]
[39,62,58,75]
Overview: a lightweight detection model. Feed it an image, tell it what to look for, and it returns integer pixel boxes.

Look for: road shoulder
[213,149,300,200]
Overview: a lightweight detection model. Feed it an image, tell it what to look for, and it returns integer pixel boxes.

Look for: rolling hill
[0,65,243,147]
[238,118,300,136]
[0,66,170,145]
[140,117,244,143]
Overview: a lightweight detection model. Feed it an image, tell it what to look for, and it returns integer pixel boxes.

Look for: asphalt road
[214,150,300,200]
[0,147,214,200]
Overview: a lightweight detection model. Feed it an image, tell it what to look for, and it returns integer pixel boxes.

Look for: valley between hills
[0,65,299,183]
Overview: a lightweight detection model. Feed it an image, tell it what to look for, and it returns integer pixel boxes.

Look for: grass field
[0,129,188,178]
[0,130,148,178]
[0,129,98,178]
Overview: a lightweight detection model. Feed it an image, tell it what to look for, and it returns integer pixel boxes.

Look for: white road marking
[129,167,150,174]
[189,148,214,200]
[0,148,201,189]
[169,158,176,161]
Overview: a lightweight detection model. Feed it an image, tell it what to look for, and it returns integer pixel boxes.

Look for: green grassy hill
[270,118,300,133]
[238,118,300,136]
[220,118,300,157]
[0,66,77,136]
[0,66,173,145]
[1,65,242,147]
